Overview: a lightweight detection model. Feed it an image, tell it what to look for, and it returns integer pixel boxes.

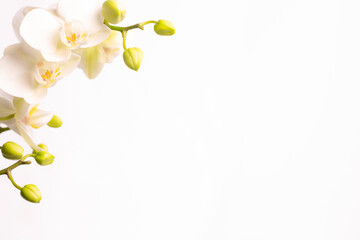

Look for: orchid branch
[104,20,157,32]
[0,154,34,176]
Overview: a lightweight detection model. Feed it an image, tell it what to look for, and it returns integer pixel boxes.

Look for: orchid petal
[40,43,71,62]
[20,9,65,61]
[0,89,15,103]
[24,85,48,105]
[81,27,111,48]
[3,119,19,135]
[79,45,106,79]
[61,53,81,76]
[57,0,106,34]
[19,44,43,62]
[3,118,40,151]
[13,98,31,122]
[16,121,41,151]
[102,30,122,49]
[4,43,42,64]
[13,7,35,41]
[0,45,38,100]
[102,31,122,63]
[29,108,53,129]
[0,98,15,118]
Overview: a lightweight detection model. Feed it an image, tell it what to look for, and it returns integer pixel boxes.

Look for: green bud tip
[123,47,143,71]
[47,115,62,128]
[21,184,42,203]
[154,20,175,36]
[35,151,55,166]
[32,143,49,154]
[1,141,24,160]
[102,0,126,24]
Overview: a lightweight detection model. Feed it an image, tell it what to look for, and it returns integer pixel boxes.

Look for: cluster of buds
[0,0,174,203]
[101,0,175,71]
[1,141,54,203]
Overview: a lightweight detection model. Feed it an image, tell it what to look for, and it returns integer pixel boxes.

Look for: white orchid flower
[13,7,35,41]
[77,30,122,79]
[0,91,52,151]
[19,0,111,62]
[0,44,80,104]
[13,5,58,41]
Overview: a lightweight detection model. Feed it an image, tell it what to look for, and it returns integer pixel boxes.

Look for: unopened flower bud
[32,143,49,154]
[35,151,54,166]
[1,141,24,160]
[154,20,175,36]
[38,143,48,152]
[123,47,143,71]
[21,184,41,203]
[102,0,126,24]
[47,115,62,128]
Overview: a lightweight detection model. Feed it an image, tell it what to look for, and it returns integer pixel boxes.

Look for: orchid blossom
[18,0,111,62]
[0,44,80,104]
[0,91,52,152]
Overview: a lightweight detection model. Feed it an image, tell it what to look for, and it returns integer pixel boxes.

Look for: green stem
[105,20,157,32]
[104,20,157,51]
[0,154,34,176]
[141,20,158,26]
[0,114,14,122]
[1,154,33,190]
[0,127,10,134]
[122,30,127,50]
[7,171,22,190]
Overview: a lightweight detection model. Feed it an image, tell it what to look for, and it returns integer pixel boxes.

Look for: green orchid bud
[32,143,49,154]
[1,141,24,160]
[154,20,175,36]
[21,184,42,203]
[102,0,126,24]
[38,143,48,152]
[123,47,143,71]
[34,151,54,166]
[47,115,62,128]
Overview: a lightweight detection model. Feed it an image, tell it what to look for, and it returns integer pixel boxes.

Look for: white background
[1,0,360,239]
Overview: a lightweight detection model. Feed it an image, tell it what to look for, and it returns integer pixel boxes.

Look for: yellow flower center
[34,62,62,88]
[61,21,88,49]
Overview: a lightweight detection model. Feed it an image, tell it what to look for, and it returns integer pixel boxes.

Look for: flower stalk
[0,154,34,176]
[104,20,157,32]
